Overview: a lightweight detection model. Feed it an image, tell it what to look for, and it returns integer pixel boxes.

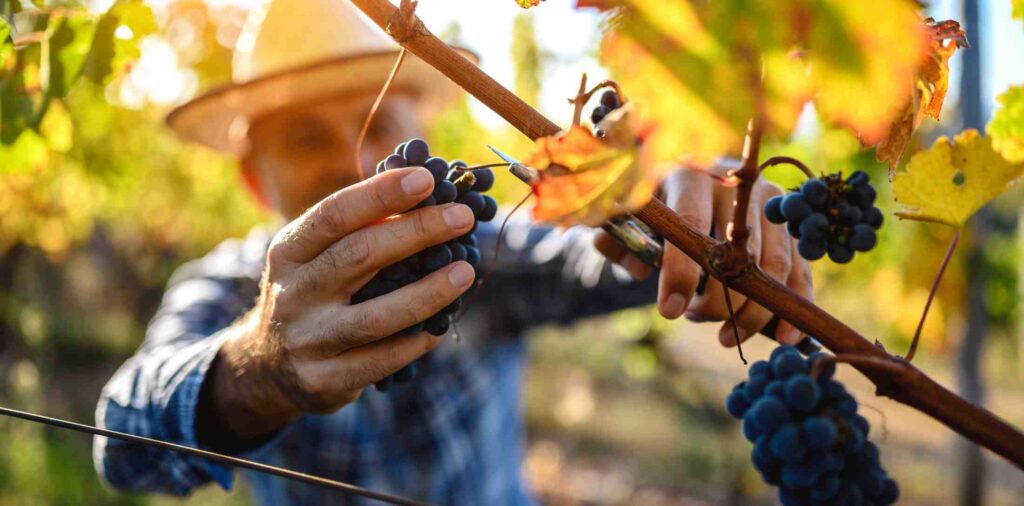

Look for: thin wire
[0,406,429,506]
[355,48,408,180]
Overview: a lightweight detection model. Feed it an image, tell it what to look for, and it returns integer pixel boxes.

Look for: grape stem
[905,228,960,362]
[568,75,626,127]
[350,0,1024,470]
[722,282,747,364]
[354,48,408,179]
[758,156,816,180]
[810,354,913,381]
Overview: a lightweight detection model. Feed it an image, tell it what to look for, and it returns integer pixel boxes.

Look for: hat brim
[166,48,477,156]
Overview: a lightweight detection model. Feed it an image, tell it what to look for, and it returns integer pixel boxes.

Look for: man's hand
[198,167,476,446]
[594,166,813,348]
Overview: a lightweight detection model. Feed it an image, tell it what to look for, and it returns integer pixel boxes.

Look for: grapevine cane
[347,0,1024,469]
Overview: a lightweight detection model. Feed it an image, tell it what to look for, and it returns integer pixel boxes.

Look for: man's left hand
[594,166,813,348]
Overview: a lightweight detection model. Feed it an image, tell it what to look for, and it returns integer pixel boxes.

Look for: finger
[719,204,792,346]
[299,203,475,295]
[687,184,740,322]
[774,240,815,345]
[593,231,654,280]
[271,167,435,265]
[658,170,713,319]
[314,330,445,392]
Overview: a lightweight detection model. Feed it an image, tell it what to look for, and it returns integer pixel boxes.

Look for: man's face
[243,92,423,220]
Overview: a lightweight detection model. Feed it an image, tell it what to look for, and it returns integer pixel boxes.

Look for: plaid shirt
[93,216,657,505]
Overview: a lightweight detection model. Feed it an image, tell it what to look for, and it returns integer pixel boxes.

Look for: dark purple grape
[478,195,498,222]
[433,180,457,204]
[591,105,612,125]
[424,157,449,181]
[402,138,430,166]
[457,191,485,216]
[424,313,450,336]
[600,90,621,109]
[384,154,408,171]
[471,168,495,192]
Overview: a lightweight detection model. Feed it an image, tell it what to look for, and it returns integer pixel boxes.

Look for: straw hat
[166,0,477,156]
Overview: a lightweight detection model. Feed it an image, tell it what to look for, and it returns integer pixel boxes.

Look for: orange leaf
[865,18,967,171]
[524,106,657,226]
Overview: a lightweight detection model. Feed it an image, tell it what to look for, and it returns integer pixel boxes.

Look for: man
[93,0,812,504]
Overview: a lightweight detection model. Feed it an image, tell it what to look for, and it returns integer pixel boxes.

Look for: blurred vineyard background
[2,0,1024,505]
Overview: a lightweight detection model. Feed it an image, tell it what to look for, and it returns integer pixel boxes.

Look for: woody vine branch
[347,0,1024,471]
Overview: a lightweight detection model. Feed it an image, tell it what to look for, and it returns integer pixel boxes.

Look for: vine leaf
[1014,0,1023,28]
[523,105,655,226]
[514,0,542,8]
[893,130,1024,227]
[988,85,1024,163]
[592,0,926,165]
[863,18,968,171]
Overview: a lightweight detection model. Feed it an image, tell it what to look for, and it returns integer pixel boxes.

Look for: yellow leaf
[892,130,1024,227]
[523,107,656,226]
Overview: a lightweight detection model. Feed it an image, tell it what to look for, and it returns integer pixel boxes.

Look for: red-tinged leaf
[523,106,658,226]
[515,0,542,9]
[865,18,967,171]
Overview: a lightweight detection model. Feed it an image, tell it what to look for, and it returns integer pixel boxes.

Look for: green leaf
[1013,0,1023,28]
[893,130,1024,227]
[83,0,156,85]
[0,15,12,69]
[989,85,1024,163]
[47,13,95,98]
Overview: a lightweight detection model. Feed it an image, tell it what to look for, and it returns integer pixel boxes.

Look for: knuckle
[336,233,374,271]
[409,209,431,241]
[354,306,388,339]
[316,198,350,237]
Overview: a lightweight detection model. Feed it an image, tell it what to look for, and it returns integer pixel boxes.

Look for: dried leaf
[865,18,967,171]
[524,107,656,226]
[893,130,1024,227]
[988,85,1024,163]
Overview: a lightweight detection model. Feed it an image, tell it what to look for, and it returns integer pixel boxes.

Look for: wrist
[196,311,299,450]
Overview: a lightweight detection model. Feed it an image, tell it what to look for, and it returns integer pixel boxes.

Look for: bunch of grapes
[764,171,883,264]
[590,90,622,136]
[356,138,498,391]
[726,346,899,505]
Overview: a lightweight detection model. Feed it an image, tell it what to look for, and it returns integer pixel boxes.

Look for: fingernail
[443,204,474,229]
[448,262,475,287]
[400,168,432,195]
[662,292,687,319]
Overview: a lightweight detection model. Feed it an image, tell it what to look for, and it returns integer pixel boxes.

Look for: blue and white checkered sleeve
[93,271,247,496]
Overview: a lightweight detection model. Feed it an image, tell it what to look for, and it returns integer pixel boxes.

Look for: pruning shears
[487,144,820,355]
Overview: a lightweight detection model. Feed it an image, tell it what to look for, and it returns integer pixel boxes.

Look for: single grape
[448,240,467,262]
[424,157,449,181]
[801,178,830,207]
[781,193,812,222]
[784,375,821,412]
[727,387,751,417]
[787,220,802,240]
[797,237,827,261]
[865,207,884,229]
[810,473,840,502]
[827,241,854,264]
[441,298,461,316]
[402,138,430,166]
[798,213,829,242]
[415,194,437,209]
[457,191,486,216]
[750,360,772,378]
[472,167,495,192]
[848,224,876,252]
[478,195,498,222]
[591,105,611,124]
[394,142,407,156]
[424,313,451,336]
[803,417,838,449]
[384,154,408,171]
[765,380,786,399]
[459,234,477,247]
[772,349,808,379]
[836,203,862,224]
[421,244,453,273]
[765,195,786,224]
[847,170,870,187]
[600,89,621,109]
[465,245,481,268]
[770,424,806,463]
[750,397,791,433]
[782,461,821,489]
[850,184,877,208]
[433,180,458,204]
[376,160,386,174]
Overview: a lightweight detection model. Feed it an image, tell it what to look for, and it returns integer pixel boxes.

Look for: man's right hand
[197,167,476,447]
